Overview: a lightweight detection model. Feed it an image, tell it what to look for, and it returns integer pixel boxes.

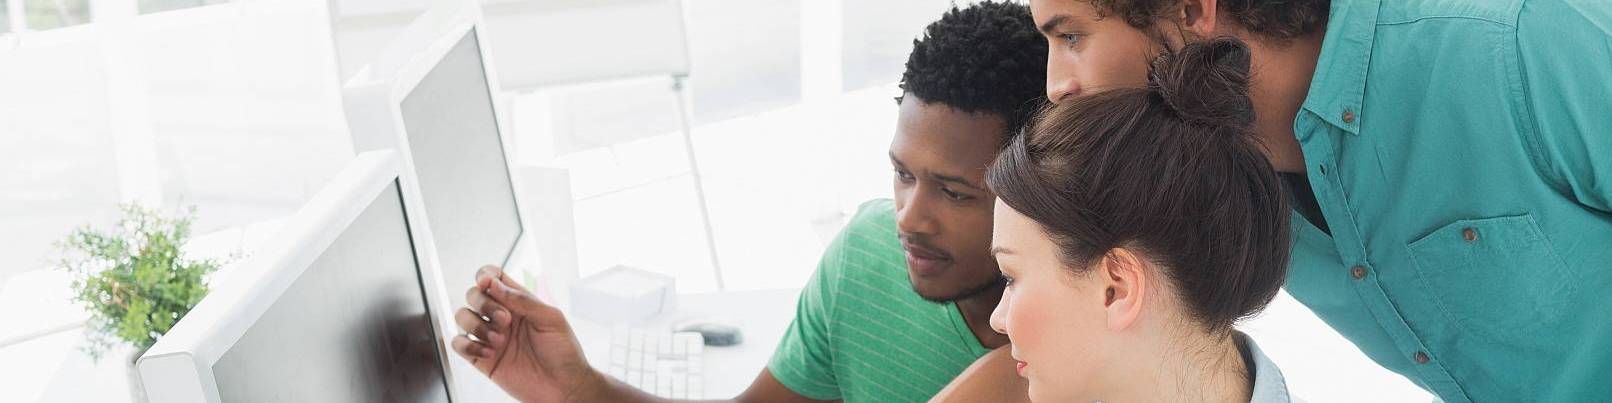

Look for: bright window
[23,0,89,30]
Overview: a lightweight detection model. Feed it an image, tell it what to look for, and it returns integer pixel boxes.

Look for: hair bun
[1148,37,1256,131]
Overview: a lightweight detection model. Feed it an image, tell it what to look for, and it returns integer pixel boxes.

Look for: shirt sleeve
[1515,0,1612,212]
[766,230,846,400]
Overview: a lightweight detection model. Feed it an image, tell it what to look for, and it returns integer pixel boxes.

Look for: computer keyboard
[606,327,706,399]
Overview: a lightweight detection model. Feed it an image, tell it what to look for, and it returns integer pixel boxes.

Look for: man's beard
[915,272,1006,303]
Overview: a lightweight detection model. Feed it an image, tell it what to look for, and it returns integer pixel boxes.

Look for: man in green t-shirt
[444,2,1048,402]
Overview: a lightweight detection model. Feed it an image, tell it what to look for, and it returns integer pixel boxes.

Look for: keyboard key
[610,328,705,399]
[657,375,673,396]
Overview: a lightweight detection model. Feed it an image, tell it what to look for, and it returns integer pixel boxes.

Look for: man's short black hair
[898,1,1048,136]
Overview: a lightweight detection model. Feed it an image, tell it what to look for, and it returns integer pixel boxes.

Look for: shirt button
[1462,228,1479,242]
[1342,110,1356,124]
[1414,351,1430,364]
[1350,265,1367,280]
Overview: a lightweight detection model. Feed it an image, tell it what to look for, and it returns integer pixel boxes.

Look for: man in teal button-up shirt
[1026,0,1611,401]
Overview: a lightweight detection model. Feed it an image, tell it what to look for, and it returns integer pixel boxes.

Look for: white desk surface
[0,270,140,403]
[449,287,803,402]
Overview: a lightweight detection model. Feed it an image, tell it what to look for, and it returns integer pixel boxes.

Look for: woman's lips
[1015,361,1027,377]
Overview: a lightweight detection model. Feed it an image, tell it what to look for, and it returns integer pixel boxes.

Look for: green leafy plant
[55,204,224,360]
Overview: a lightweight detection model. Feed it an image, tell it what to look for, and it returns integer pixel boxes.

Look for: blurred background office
[0,0,1431,401]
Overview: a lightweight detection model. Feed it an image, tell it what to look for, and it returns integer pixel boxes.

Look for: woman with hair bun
[984,37,1296,403]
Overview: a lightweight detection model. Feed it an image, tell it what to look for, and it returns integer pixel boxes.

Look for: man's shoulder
[836,199,902,265]
[846,198,897,235]
[817,199,909,289]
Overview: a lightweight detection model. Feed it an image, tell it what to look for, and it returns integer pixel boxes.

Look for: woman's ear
[1178,0,1222,39]
[1100,247,1151,331]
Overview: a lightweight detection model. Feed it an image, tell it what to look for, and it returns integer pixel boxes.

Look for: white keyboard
[606,328,706,399]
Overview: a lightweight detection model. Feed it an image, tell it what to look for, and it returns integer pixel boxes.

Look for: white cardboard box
[569,266,676,324]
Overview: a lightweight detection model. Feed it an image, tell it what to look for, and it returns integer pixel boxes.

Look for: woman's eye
[895,170,915,182]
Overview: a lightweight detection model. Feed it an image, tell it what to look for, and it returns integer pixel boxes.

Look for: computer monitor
[343,2,527,314]
[136,151,460,403]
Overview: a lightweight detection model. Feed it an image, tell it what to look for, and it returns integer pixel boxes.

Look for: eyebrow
[930,172,983,191]
[1039,14,1072,34]
[891,152,984,190]
[990,246,1014,256]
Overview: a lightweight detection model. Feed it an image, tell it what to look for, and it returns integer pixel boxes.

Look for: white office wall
[135,3,351,229]
[327,0,434,82]
[0,27,121,279]
[841,0,965,91]
[684,0,801,124]
[0,0,352,281]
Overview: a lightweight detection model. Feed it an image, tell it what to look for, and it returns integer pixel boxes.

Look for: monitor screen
[399,29,523,309]
[211,181,450,403]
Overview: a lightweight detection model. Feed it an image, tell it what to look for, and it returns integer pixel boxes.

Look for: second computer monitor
[401,28,522,304]
[345,9,525,312]
[137,151,455,403]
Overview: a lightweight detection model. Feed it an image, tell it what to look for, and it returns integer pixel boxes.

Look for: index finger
[498,270,532,294]
[476,265,503,289]
[484,275,563,325]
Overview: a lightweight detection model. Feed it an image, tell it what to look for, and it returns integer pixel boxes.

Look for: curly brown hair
[1089,0,1329,40]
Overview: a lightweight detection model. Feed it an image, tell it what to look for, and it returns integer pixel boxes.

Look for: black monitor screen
[212,181,450,403]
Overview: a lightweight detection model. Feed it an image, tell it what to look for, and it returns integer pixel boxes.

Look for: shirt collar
[1239,332,1294,403]
[1301,0,1382,135]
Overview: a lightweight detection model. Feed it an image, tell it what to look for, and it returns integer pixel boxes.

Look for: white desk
[448,288,802,402]
[0,270,140,403]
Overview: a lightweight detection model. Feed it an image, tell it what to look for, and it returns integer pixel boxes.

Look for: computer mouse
[677,322,743,347]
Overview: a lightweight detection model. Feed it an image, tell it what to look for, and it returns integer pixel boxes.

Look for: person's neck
[1244,30,1325,173]
[1110,332,1251,403]
[954,284,1009,349]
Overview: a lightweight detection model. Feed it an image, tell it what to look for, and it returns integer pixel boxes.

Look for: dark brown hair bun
[1148,37,1256,132]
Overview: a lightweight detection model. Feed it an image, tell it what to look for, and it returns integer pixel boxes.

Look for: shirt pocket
[1405,213,1578,343]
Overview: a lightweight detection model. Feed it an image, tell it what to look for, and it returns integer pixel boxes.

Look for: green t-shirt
[767,199,993,402]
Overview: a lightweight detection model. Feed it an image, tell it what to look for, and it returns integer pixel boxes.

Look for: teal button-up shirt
[1286,0,1612,401]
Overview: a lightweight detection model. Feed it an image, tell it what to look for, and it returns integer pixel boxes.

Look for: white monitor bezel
[341,0,530,322]
[136,150,461,403]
